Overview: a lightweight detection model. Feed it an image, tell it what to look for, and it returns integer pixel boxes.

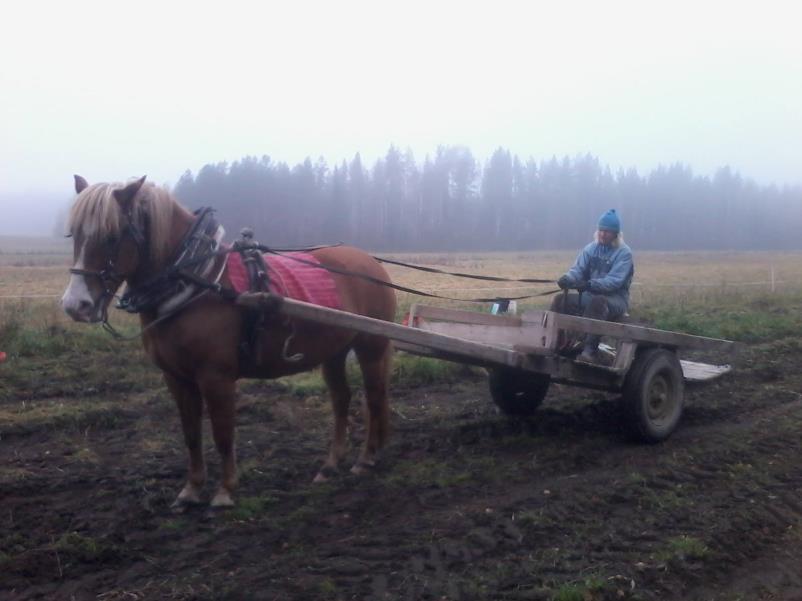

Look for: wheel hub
[646,374,672,421]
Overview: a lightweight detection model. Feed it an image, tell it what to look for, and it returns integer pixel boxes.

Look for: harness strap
[372,256,554,284]
[259,247,560,303]
[117,207,223,313]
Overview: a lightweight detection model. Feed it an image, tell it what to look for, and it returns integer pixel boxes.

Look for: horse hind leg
[352,338,392,475]
[164,373,206,510]
[314,349,352,483]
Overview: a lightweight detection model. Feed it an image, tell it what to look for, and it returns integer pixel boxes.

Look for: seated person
[554,209,634,363]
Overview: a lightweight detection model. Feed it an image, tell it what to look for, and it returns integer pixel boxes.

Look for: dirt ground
[2,338,802,601]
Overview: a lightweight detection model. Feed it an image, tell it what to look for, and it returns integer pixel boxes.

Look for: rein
[371,256,555,285]
[253,245,561,303]
[77,207,561,340]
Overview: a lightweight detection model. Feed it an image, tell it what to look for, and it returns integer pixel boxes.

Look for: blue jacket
[565,241,634,311]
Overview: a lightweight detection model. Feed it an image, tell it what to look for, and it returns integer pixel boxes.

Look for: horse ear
[113,175,147,207]
[74,175,89,194]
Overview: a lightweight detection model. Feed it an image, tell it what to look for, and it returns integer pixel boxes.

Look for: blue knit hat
[597,209,621,233]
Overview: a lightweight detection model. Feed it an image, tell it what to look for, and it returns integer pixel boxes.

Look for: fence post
[770,265,776,293]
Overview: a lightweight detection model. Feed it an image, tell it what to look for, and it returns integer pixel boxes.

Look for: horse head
[61,175,151,322]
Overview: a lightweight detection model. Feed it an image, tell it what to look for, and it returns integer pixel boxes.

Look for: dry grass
[0,236,71,268]
[0,236,71,298]
[2,237,802,335]
[382,249,802,316]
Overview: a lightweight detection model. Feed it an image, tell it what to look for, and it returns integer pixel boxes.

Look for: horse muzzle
[61,298,98,322]
[61,289,105,323]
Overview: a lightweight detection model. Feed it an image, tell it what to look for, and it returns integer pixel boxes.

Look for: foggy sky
[2,0,801,236]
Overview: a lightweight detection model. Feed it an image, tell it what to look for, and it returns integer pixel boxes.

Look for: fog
[1,0,801,237]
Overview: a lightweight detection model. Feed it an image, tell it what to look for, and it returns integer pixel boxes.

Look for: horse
[61,175,396,509]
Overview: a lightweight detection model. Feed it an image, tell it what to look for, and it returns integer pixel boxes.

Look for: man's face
[598,229,617,245]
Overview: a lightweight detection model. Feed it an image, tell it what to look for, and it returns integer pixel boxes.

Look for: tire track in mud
[352,382,802,600]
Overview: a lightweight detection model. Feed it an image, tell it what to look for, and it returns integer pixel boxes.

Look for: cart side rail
[408,306,556,354]
[409,303,524,327]
[550,312,735,353]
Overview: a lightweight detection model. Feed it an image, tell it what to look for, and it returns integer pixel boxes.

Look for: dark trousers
[550,291,615,351]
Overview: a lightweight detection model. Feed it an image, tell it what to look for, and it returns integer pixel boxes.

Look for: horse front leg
[199,374,239,508]
[164,373,206,509]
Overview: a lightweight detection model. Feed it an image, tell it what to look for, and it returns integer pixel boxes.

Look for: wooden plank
[540,310,560,350]
[414,320,553,352]
[512,312,560,356]
[612,341,637,373]
[527,354,624,389]
[394,340,438,357]
[599,343,732,383]
[393,340,522,369]
[396,340,627,391]
[680,360,732,382]
[552,312,734,353]
[410,304,523,327]
[237,294,523,369]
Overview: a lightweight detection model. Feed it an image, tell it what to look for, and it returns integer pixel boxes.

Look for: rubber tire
[622,347,684,443]
[488,368,550,416]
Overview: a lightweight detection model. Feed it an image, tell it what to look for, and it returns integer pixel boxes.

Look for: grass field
[383,249,802,311]
[2,235,802,355]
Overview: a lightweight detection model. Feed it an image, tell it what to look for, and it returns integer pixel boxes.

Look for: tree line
[172,147,802,251]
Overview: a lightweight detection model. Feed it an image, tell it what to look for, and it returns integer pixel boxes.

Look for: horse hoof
[170,497,203,514]
[210,490,235,509]
[313,466,338,483]
[350,461,375,476]
[203,505,232,520]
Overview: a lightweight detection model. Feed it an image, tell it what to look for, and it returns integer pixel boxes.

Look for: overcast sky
[1,0,801,235]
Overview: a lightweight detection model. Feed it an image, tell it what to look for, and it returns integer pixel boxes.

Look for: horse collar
[117,208,225,315]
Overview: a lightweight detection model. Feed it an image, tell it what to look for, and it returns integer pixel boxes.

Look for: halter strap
[68,208,146,283]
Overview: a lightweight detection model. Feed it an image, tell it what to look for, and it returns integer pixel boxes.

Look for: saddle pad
[227,252,341,310]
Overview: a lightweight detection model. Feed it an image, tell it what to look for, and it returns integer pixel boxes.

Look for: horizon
[2,1,801,235]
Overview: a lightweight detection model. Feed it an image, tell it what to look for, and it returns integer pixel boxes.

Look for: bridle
[68,205,227,339]
[68,208,147,333]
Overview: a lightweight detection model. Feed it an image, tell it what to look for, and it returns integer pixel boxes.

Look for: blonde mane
[68,180,177,263]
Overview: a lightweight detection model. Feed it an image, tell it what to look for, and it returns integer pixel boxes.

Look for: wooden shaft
[236,293,524,368]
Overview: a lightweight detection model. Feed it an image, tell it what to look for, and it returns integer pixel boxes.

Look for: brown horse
[61,175,395,508]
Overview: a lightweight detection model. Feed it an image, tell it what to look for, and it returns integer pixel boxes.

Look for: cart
[237,294,735,443]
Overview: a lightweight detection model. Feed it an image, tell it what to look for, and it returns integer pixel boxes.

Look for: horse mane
[68,180,179,263]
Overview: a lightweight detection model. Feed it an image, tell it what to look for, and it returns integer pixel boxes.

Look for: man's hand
[575,278,590,292]
[557,275,572,289]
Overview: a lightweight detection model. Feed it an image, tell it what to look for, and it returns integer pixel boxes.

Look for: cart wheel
[488,368,550,416]
[622,348,684,443]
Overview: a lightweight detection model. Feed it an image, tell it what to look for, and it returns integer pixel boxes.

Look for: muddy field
[2,332,802,601]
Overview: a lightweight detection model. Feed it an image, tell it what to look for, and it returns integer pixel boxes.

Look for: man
[554,209,634,363]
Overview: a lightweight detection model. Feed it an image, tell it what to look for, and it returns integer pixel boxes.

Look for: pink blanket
[227,251,341,310]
